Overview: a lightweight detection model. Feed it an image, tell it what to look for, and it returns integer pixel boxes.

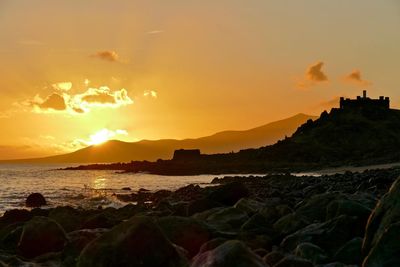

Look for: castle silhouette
[340,90,389,109]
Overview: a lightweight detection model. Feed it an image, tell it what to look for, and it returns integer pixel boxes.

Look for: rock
[200,207,249,231]
[207,181,250,206]
[362,221,400,267]
[198,238,228,254]
[274,255,313,267]
[122,187,131,191]
[80,212,119,229]
[187,198,222,216]
[333,237,362,265]
[326,199,371,226]
[0,225,23,251]
[0,209,32,227]
[295,242,328,264]
[17,216,67,259]
[263,251,285,266]
[273,213,310,236]
[157,216,213,258]
[234,198,265,215]
[191,240,267,267]
[295,192,340,222]
[62,229,107,266]
[241,213,276,237]
[49,206,82,232]
[363,176,400,259]
[281,215,361,255]
[25,193,46,207]
[77,216,189,267]
[253,248,269,258]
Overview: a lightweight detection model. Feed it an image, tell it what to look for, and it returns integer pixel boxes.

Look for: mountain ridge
[1,113,316,164]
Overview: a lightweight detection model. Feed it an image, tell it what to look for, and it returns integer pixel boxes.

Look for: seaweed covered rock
[17,216,67,259]
[191,240,267,267]
[77,216,188,267]
[25,193,46,208]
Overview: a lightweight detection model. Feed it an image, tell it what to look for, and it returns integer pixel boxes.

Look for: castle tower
[363,90,367,99]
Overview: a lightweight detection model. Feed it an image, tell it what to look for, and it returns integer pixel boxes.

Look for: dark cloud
[91,50,119,62]
[344,70,370,86]
[37,93,67,111]
[306,61,328,82]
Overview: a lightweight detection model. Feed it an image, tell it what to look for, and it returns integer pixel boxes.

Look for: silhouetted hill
[1,113,315,163]
[238,106,400,167]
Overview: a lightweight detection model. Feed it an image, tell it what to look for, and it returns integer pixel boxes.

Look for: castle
[340,90,390,109]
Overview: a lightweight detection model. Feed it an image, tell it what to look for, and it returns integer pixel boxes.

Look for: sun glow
[88,128,128,146]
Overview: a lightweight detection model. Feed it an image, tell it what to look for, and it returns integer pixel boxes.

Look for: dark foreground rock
[191,240,266,267]
[18,216,67,258]
[77,216,189,267]
[0,168,399,266]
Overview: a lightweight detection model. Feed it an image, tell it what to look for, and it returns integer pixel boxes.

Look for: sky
[0,0,399,159]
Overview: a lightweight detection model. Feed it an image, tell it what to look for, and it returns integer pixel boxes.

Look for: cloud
[306,61,328,82]
[143,90,157,98]
[91,50,119,62]
[25,85,133,115]
[344,70,371,86]
[75,86,133,108]
[34,93,67,111]
[53,82,72,91]
[296,61,329,89]
[147,30,164,35]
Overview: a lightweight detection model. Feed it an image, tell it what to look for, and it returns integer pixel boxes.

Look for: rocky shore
[1,168,400,266]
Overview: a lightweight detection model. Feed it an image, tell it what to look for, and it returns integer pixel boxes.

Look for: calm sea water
[0,164,233,215]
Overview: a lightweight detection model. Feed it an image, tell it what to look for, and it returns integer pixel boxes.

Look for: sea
[0,164,235,215]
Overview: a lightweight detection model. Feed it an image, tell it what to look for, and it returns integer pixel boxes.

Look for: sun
[89,129,112,145]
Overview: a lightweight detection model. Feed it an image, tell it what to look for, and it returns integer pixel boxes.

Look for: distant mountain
[2,113,316,164]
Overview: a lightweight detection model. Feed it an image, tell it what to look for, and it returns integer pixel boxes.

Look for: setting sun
[88,129,114,145]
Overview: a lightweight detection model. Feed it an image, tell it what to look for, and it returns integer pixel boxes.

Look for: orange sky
[0,1,399,159]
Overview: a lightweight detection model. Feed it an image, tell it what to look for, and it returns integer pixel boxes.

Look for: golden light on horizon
[88,129,117,145]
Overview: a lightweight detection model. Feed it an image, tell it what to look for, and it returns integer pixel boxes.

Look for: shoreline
[0,167,399,266]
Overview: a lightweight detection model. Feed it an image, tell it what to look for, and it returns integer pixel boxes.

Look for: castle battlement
[340,90,389,109]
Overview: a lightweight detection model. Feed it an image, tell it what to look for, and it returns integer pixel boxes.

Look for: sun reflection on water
[93,177,107,189]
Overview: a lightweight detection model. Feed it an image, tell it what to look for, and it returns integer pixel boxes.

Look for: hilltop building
[340,90,389,109]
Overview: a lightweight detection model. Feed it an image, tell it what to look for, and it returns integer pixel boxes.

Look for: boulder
[191,240,267,267]
[333,237,362,265]
[234,198,265,215]
[198,238,228,254]
[362,222,400,267]
[25,193,46,207]
[77,216,189,267]
[273,213,310,236]
[0,209,32,227]
[17,216,67,258]
[274,255,313,267]
[207,182,250,206]
[363,176,400,259]
[187,198,223,216]
[295,192,340,222]
[49,206,83,232]
[281,215,361,255]
[157,216,213,258]
[295,242,328,264]
[203,207,249,231]
[263,251,285,266]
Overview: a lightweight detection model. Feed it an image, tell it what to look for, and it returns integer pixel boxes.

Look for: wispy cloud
[143,90,157,98]
[147,30,164,35]
[90,50,119,62]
